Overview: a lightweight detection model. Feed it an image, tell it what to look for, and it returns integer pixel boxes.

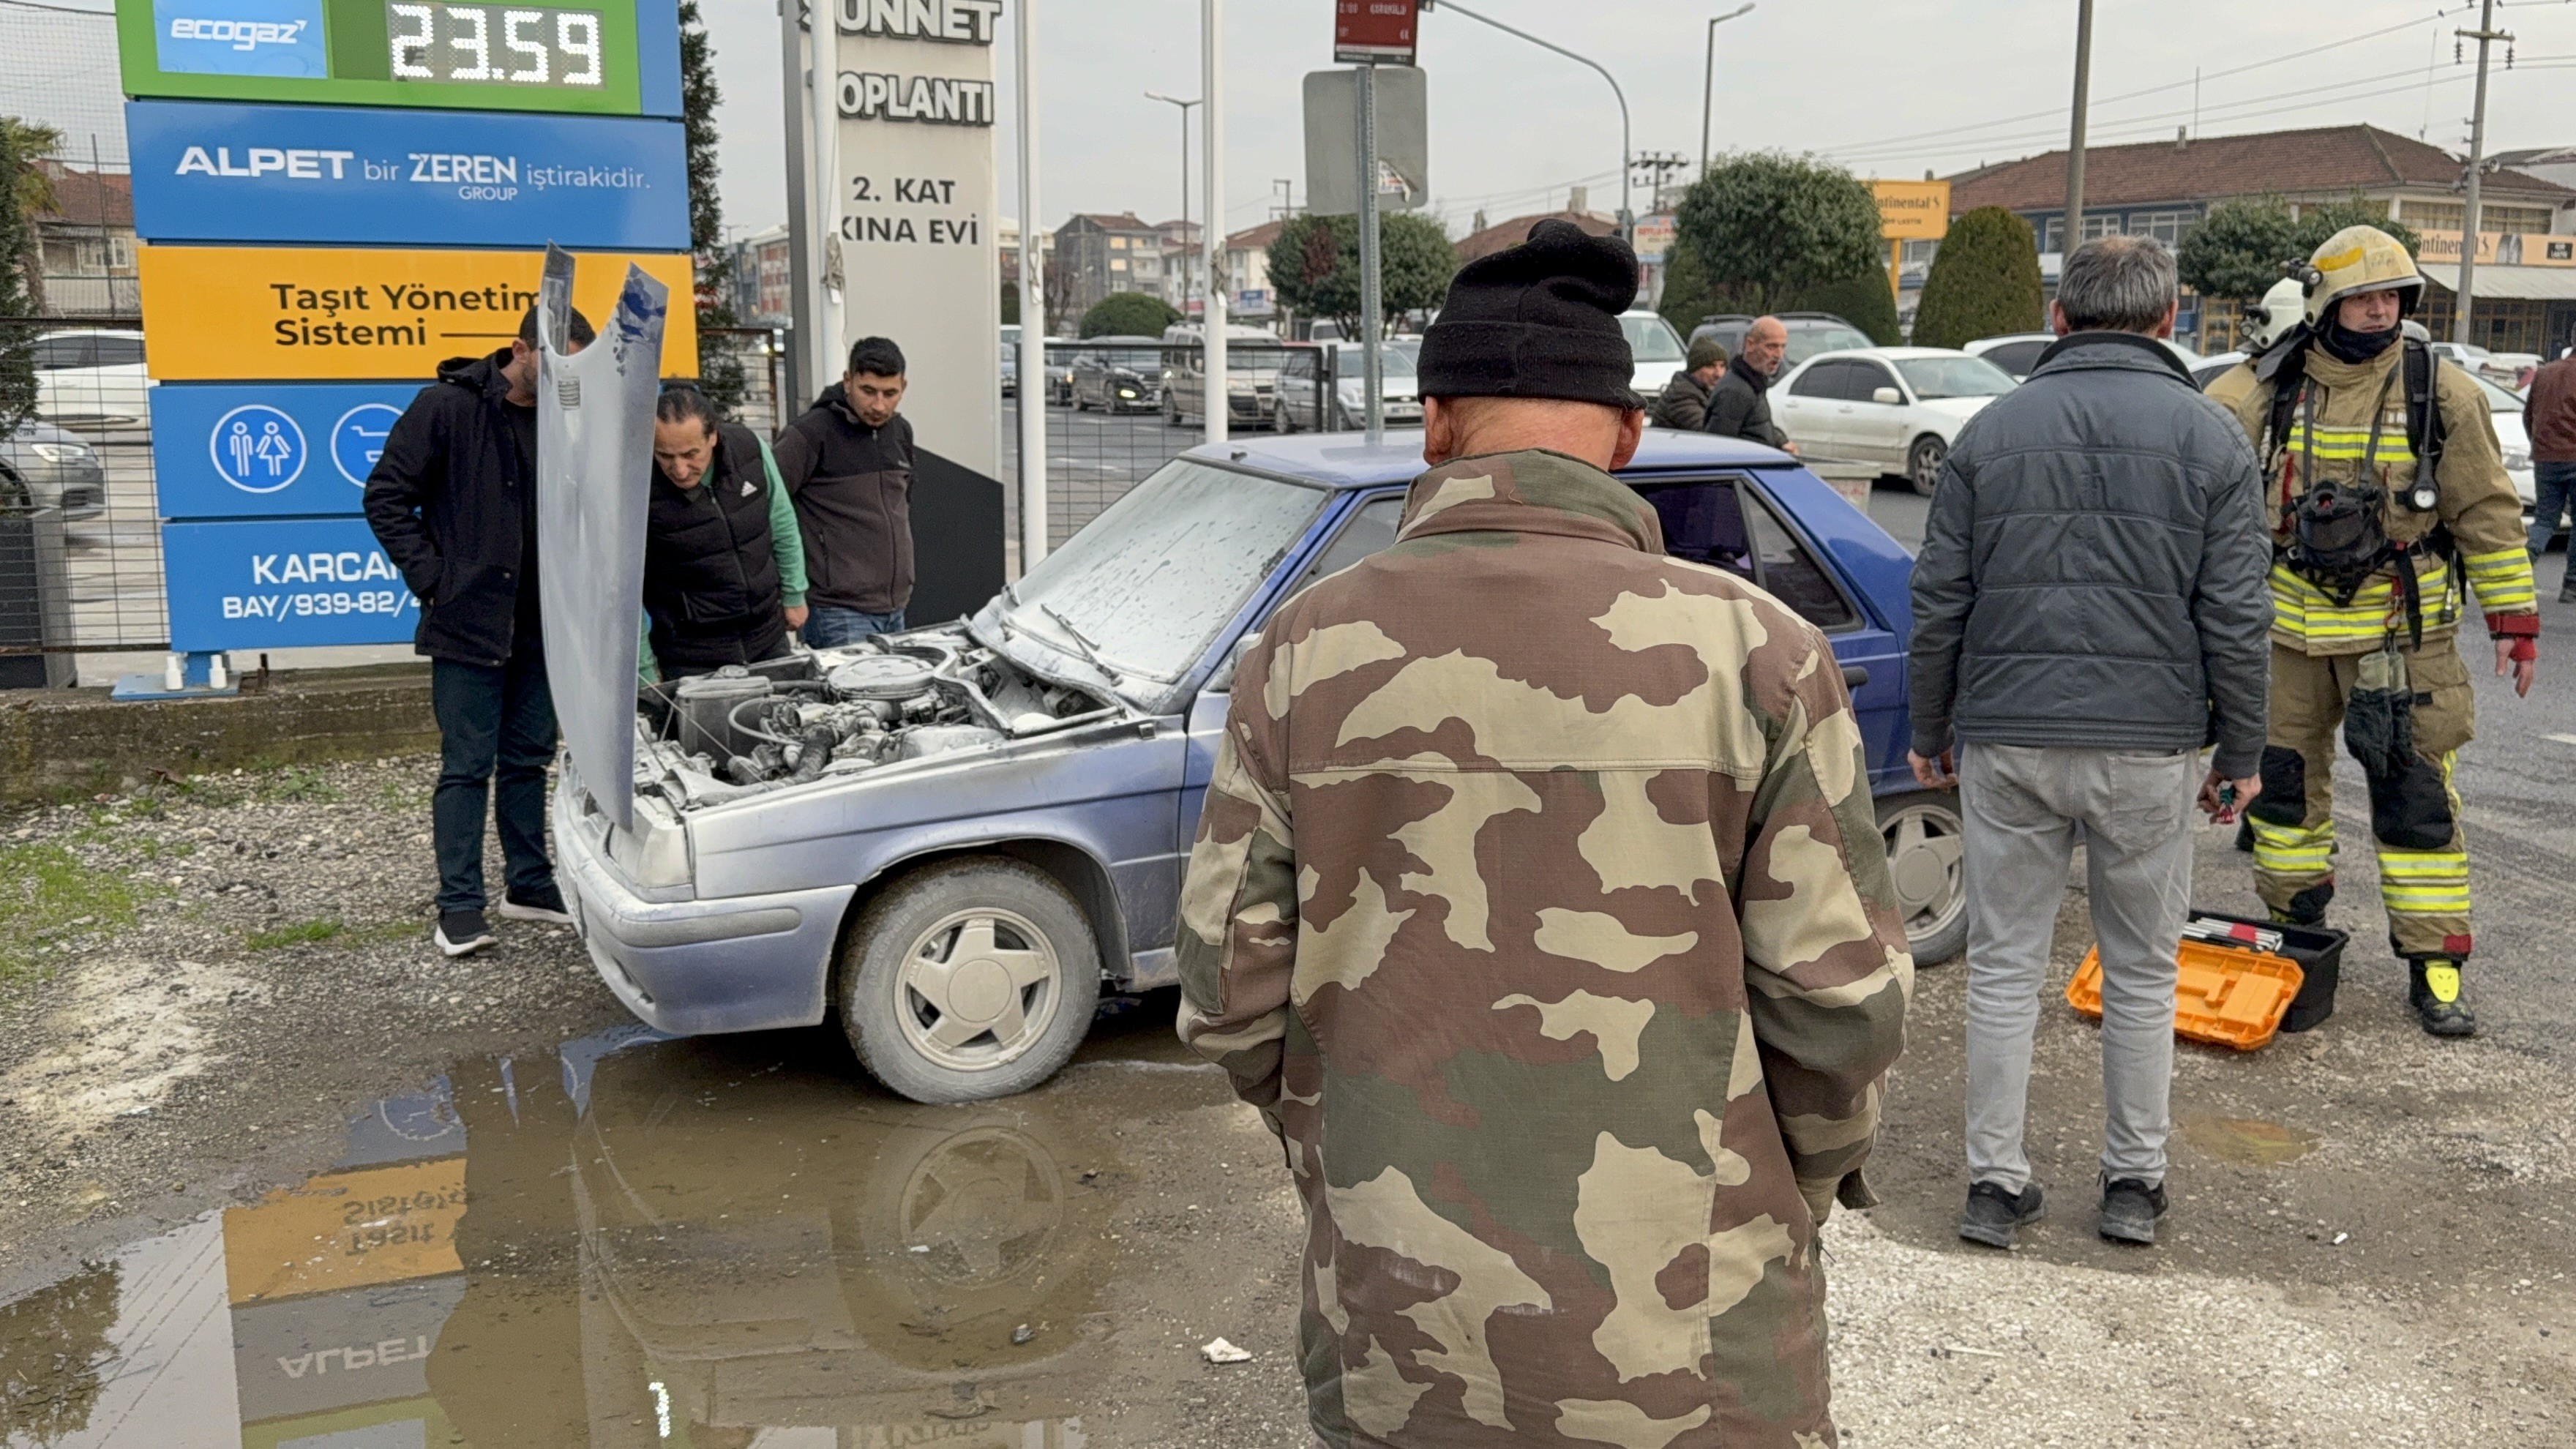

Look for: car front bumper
[554,777,857,1036]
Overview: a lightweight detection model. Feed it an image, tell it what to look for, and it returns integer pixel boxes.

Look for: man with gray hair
[1906,233,2272,1248]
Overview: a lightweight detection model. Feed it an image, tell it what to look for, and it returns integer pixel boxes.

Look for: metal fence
[1003,338,1384,549]
[0,323,1390,675]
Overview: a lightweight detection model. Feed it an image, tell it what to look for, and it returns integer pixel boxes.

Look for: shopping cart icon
[332,402,402,487]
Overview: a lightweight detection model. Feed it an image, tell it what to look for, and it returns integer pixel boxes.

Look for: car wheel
[1164,395,1183,427]
[1877,790,1967,965]
[839,857,1101,1104]
[1907,435,1948,497]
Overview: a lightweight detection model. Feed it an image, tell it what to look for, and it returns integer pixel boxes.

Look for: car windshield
[2471,373,2524,412]
[1784,324,1876,364]
[1896,355,2018,400]
[1622,315,1686,364]
[1335,344,1418,377]
[986,460,1327,705]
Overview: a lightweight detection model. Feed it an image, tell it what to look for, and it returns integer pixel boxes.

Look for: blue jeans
[2531,461,2576,578]
[430,650,558,913]
[803,605,906,647]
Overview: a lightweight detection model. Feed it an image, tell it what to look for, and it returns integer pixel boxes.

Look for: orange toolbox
[2067,936,2307,1051]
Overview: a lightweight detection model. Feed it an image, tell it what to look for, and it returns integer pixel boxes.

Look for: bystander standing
[774,337,916,646]
[1909,235,2271,1249]
[1648,334,1726,429]
[639,386,807,681]
[2526,345,2576,604]
[364,305,594,957]
[1702,314,1794,452]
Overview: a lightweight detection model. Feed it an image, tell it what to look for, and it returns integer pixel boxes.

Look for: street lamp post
[1699,3,1754,179]
[1430,0,1633,235]
[1145,91,1202,310]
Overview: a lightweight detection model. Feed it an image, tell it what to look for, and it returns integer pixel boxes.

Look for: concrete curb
[1,664,439,805]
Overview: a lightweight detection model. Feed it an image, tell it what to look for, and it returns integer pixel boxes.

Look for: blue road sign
[164,517,418,651]
[153,382,424,519]
[127,100,690,249]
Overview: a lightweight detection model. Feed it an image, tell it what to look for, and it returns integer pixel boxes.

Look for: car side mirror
[1871,386,1902,405]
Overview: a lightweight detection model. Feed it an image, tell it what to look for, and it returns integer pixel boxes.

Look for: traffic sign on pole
[1334,0,1417,65]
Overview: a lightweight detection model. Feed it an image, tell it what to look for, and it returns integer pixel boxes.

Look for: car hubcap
[897,909,1061,1071]
[1882,804,1966,950]
[896,1126,1063,1285]
[1912,444,1943,488]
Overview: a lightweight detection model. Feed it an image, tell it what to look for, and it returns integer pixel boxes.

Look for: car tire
[1164,396,1183,427]
[1906,435,1948,498]
[1876,790,1968,966]
[838,858,1102,1104]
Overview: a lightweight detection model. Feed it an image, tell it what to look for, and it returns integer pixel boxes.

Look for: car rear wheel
[1877,790,1968,965]
[839,858,1101,1104]
[1907,435,1948,497]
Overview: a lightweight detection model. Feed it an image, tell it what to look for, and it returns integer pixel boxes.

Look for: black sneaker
[1958,1180,2045,1249]
[435,908,498,957]
[2558,580,2576,604]
[498,882,573,925]
[2408,956,2477,1037]
[2099,1177,2170,1245]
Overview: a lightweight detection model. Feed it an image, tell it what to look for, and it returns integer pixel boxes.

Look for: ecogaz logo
[154,0,328,79]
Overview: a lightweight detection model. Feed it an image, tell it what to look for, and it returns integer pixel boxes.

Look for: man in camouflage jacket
[1177,220,1912,1448]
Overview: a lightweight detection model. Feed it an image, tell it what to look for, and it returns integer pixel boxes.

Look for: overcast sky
[696,0,2575,244]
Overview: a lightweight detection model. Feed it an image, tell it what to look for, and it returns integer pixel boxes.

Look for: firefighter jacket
[2222,342,2536,657]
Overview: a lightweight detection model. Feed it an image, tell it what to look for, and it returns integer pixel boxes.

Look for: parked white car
[1620,310,1690,400]
[1772,347,2018,495]
[2427,340,2542,389]
[2195,351,2539,515]
[1963,331,2202,379]
[34,329,150,427]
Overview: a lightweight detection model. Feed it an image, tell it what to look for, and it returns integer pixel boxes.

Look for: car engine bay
[637,633,1123,809]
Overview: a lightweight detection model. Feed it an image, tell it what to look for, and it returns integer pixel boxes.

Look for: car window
[1851,362,1902,402]
[1742,488,1857,629]
[1786,324,1874,364]
[1298,495,1406,588]
[1789,361,1850,400]
[1641,479,1755,579]
[1895,355,2017,400]
[1633,477,1858,632]
[33,335,93,370]
[1982,340,2048,378]
[1622,315,1686,364]
[1280,351,1316,379]
[2470,373,2525,413]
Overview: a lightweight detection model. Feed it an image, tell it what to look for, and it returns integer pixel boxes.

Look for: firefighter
[2220,225,2539,1037]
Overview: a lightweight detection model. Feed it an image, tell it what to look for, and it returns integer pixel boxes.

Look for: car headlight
[2504,447,2531,471]
[31,442,93,463]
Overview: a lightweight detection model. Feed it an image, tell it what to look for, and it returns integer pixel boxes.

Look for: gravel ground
[1,752,2571,1445]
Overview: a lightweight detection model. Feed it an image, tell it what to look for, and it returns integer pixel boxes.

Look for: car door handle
[1841,665,1870,689]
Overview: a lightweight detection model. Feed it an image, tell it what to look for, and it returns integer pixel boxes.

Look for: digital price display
[116,0,680,116]
[387,3,603,89]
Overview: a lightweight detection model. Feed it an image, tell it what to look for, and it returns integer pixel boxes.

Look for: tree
[2,118,58,318]
[1079,291,1180,338]
[2178,195,2422,304]
[999,278,1018,326]
[1674,153,1883,315]
[1655,240,1714,338]
[1263,212,1458,336]
[1910,206,2043,348]
[678,1,746,411]
[1790,274,1901,345]
[0,121,43,433]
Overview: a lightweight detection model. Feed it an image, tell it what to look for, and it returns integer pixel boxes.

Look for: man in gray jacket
[1908,235,2270,1250]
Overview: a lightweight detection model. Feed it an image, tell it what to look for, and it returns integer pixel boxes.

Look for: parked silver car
[1,422,106,519]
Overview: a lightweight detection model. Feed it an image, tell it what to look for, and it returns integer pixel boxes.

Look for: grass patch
[0,844,141,984]
[247,918,345,951]
[263,767,342,804]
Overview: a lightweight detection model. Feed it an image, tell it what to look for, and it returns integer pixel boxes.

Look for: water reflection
[1,1025,1186,1448]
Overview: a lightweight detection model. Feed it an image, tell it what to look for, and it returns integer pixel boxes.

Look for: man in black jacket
[1702,315,1793,452]
[364,304,593,958]
[1648,335,1726,430]
[774,336,915,647]
[642,384,807,679]
[1908,236,2271,1251]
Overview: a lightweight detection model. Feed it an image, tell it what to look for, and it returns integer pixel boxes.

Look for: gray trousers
[1960,743,2197,1194]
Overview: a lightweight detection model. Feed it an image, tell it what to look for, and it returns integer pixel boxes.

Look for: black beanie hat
[1417,218,1641,409]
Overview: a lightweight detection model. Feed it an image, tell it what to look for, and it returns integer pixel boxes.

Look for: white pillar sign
[834,0,1003,479]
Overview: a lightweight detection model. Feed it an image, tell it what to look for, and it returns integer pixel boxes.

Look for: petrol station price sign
[115,0,681,115]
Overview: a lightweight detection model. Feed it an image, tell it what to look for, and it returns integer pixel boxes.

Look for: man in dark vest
[640,385,807,681]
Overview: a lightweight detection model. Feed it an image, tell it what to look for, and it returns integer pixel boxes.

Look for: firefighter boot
[2406,956,2476,1038]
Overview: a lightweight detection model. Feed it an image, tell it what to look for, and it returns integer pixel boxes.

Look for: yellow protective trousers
[2248,641,2475,957]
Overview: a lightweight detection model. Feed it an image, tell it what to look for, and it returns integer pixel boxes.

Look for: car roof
[1795,346,1972,364]
[1186,427,1794,491]
[1962,333,2055,349]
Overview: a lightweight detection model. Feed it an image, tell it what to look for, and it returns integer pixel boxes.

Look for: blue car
[553,430,1963,1104]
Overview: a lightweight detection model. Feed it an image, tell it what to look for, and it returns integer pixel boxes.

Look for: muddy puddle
[2178,1113,2321,1166]
[0,1008,1273,1448]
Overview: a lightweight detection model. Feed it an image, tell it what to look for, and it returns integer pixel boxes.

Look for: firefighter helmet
[2244,277,2307,351]
[2301,225,2422,325]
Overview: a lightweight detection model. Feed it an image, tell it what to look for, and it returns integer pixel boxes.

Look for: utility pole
[1016,0,1046,569]
[1699,3,1754,179]
[1202,0,1227,444]
[1358,59,1382,441]
[1145,91,1201,308]
[2454,0,2509,346]
[1633,151,1690,209]
[2063,0,2092,257]
[778,0,815,408]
